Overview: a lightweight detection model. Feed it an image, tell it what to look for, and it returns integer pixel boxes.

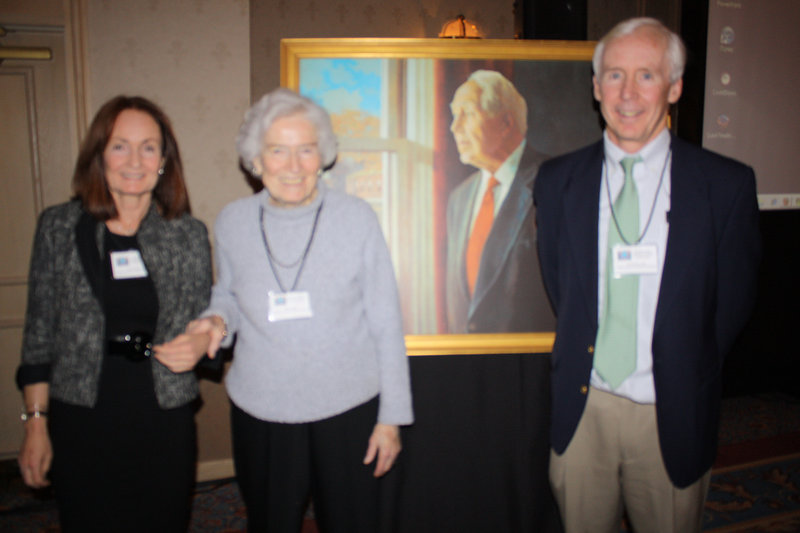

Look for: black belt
[107,332,153,361]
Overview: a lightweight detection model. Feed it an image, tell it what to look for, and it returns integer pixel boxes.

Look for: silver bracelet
[20,410,48,422]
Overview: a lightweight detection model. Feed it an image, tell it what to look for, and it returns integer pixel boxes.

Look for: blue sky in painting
[299,58,382,117]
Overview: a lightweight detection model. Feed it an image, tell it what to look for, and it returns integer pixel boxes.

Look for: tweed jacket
[19,200,212,409]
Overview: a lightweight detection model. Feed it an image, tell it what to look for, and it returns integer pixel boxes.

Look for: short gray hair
[593,17,686,84]
[465,70,528,135]
[236,88,338,172]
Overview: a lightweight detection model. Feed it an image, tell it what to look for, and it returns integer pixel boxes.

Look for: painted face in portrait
[103,109,164,200]
[450,81,514,172]
[593,26,683,154]
[252,113,322,207]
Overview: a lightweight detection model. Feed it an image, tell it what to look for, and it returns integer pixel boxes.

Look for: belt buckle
[109,332,153,361]
[125,332,153,361]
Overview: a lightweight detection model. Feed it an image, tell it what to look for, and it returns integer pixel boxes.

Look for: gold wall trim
[0,276,27,287]
[0,319,24,330]
[197,458,235,482]
[0,47,52,61]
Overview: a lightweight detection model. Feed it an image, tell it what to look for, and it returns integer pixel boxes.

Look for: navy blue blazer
[534,135,761,488]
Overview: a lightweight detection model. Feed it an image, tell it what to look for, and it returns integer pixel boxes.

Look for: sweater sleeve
[201,215,242,349]
[360,213,414,425]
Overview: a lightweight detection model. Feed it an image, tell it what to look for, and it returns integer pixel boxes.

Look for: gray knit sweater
[206,183,413,425]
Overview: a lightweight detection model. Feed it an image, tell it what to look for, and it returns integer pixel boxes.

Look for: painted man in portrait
[446,70,555,333]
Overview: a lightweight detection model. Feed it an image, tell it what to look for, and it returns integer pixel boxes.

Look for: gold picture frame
[281,38,599,355]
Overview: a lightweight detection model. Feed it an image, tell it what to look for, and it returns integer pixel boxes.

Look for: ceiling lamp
[439,15,483,39]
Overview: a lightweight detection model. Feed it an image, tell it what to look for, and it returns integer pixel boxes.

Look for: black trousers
[231,396,389,533]
[49,356,196,533]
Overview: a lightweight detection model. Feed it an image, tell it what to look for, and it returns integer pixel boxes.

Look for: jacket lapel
[470,147,538,307]
[653,138,703,333]
[136,206,171,323]
[562,142,604,329]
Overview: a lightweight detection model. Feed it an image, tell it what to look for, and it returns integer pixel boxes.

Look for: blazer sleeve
[188,218,213,319]
[186,218,220,371]
[533,161,561,314]
[714,165,761,357]
[17,208,60,387]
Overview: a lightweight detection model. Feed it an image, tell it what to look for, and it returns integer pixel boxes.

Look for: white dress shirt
[592,129,672,404]
[467,140,526,234]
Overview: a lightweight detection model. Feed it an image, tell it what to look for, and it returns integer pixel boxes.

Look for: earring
[157,168,164,176]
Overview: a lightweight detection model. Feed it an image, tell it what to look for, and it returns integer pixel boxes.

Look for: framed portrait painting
[281,38,601,355]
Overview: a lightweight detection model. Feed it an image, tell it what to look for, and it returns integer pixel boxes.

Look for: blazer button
[587,345,594,354]
[580,385,588,395]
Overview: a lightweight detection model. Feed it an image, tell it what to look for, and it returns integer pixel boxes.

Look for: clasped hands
[152,315,227,373]
[154,316,401,477]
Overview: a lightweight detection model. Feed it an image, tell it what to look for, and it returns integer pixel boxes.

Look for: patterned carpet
[1,393,799,532]
[703,393,800,532]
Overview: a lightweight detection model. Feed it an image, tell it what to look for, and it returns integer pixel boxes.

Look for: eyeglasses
[263,143,319,163]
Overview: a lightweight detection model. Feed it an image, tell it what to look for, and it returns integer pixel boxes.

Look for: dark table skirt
[392,353,562,533]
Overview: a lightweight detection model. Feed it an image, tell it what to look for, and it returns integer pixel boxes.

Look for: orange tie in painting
[466,176,499,296]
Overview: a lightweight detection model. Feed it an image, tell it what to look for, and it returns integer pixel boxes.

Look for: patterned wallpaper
[87,0,252,230]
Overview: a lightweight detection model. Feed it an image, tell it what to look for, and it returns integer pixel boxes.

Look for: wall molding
[197,458,235,482]
[64,0,90,150]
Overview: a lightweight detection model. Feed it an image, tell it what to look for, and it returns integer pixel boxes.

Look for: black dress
[49,229,196,533]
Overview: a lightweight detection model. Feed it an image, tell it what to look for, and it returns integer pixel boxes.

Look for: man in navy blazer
[534,18,760,532]
[446,70,555,334]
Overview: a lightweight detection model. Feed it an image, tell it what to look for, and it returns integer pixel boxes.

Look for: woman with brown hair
[16,95,212,532]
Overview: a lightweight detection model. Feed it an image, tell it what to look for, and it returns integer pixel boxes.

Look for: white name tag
[110,250,148,279]
[268,291,313,322]
[612,244,659,278]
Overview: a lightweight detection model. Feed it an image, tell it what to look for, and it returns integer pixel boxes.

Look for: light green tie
[594,156,641,389]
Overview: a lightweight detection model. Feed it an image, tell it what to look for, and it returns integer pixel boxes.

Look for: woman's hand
[185,315,227,358]
[18,417,52,488]
[152,315,226,372]
[153,332,212,373]
[363,423,401,478]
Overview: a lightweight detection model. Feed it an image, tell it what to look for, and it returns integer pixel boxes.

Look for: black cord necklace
[603,149,671,245]
[258,201,323,293]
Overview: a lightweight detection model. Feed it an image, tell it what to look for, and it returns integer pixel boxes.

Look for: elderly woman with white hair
[162,87,413,532]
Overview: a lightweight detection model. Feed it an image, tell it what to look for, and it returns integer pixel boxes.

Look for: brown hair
[72,95,191,220]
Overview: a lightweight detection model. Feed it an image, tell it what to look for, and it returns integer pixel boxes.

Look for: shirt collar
[603,129,671,176]
[481,139,526,187]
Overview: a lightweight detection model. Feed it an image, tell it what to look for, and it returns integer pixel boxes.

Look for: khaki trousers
[549,387,711,533]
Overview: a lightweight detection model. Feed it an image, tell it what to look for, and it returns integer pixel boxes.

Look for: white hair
[593,17,686,84]
[465,70,528,135]
[236,88,338,172]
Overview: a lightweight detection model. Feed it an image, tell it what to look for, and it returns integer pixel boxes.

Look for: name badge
[268,291,313,322]
[110,250,148,279]
[612,244,659,278]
